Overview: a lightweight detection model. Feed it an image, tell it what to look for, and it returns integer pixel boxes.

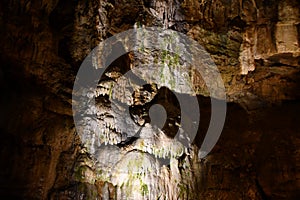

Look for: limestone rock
[0,0,299,199]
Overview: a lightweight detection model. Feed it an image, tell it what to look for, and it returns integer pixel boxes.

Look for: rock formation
[0,0,299,199]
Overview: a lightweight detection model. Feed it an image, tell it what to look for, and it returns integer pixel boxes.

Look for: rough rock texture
[0,0,299,199]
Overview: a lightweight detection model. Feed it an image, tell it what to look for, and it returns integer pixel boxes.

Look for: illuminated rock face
[0,0,299,199]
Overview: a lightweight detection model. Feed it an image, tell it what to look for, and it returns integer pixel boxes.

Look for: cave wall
[0,0,299,199]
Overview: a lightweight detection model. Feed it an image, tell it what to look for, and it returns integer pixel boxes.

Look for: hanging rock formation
[0,0,299,199]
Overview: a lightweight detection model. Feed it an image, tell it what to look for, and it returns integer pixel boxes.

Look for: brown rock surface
[0,0,299,199]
